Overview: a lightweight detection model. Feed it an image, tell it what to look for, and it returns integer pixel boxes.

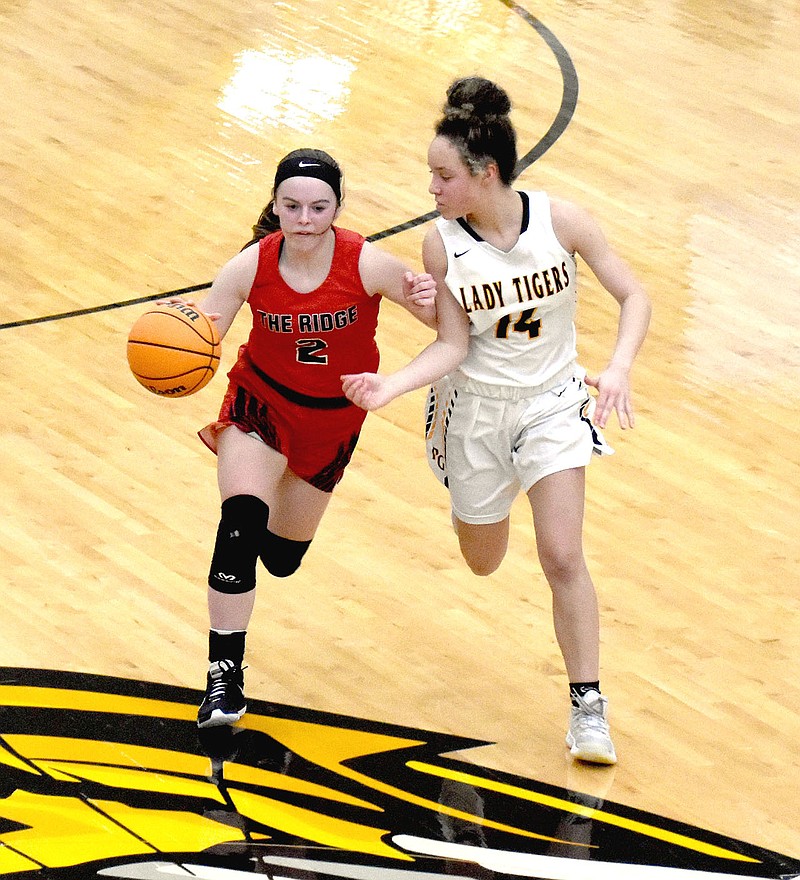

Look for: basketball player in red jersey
[179,149,465,727]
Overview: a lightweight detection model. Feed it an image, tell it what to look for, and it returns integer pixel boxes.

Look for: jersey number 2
[296,338,328,364]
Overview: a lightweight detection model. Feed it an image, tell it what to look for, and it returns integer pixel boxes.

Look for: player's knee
[459,538,504,576]
[455,520,505,576]
[260,531,311,578]
[538,545,586,588]
[463,552,503,577]
[208,494,270,593]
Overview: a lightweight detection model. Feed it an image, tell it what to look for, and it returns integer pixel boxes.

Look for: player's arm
[551,198,651,428]
[342,227,469,411]
[157,245,257,341]
[358,241,438,329]
[195,244,259,340]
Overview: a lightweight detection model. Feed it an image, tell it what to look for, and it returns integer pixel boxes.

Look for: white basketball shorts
[438,375,613,524]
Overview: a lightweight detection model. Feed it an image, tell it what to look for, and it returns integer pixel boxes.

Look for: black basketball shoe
[197,659,247,728]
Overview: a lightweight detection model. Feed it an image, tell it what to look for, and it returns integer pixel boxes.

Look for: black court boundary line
[0,1,578,332]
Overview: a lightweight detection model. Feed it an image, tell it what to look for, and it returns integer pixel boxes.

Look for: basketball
[127,302,221,397]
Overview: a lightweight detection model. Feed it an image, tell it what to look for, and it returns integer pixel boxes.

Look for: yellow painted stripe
[0,790,154,868]
[34,762,225,802]
[3,733,380,811]
[407,762,758,864]
[92,799,248,852]
[4,735,209,775]
[0,749,39,775]
[0,844,41,875]
[0,685,195,721]
[227,789,404,860]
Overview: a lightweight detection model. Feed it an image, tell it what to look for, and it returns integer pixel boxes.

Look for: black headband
[273,155,342,202]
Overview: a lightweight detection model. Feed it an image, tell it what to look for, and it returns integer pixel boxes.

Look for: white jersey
[437,190,578,390]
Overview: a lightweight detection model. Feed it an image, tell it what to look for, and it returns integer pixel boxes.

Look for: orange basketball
[127,303,221,397]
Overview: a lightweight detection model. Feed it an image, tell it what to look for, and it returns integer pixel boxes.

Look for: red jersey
[228,227,381,403]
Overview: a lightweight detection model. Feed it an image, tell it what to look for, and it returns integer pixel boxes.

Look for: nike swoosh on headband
[298,161,321,167]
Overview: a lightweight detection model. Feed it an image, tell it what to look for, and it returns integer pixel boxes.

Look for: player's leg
[270,471,334,538]
[527,467,615,764]
[446,394,516,575]
[453,516,510,576]
[199,425,286,728]
[261,467,331,576]
[527,467,598,679]
[200,423,337,727]
[256,401,360,576]
[208,424,288,626]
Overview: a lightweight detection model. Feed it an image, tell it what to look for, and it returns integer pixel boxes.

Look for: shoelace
[206,660,246,703]
[206,677,231,703]
[572,694,608,734]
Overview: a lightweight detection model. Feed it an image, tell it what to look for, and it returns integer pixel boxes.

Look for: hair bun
[445,76,512,123]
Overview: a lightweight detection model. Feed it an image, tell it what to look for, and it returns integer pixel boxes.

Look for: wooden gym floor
[1,0,798,868]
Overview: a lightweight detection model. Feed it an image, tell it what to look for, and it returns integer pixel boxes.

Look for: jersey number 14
[495,308,541,340]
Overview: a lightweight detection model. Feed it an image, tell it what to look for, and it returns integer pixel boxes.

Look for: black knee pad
[260,530,311,578]
[208,495,269,593]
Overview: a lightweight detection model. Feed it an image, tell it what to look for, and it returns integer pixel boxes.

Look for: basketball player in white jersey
[342,76,651,764]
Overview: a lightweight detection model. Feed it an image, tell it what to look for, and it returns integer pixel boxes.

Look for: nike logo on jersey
[454,249,470,258]
[298,161,321,167]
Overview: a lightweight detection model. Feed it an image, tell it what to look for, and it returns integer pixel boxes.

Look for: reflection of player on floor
[343,77,651,764]
[164,148,463,728]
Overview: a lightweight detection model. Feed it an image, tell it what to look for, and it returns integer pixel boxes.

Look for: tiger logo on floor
[0,668,797,879]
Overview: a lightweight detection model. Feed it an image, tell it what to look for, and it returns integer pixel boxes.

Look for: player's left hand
[585,364,635,429]
[403,271,436,308]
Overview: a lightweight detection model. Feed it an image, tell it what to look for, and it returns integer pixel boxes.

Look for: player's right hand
[155,297,222,322]
[341,372,395,411]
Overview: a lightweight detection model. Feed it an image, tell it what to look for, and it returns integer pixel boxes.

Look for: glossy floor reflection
[0,668,797,879]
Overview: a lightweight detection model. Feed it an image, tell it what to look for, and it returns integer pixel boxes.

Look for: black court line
[0,1,578,332]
